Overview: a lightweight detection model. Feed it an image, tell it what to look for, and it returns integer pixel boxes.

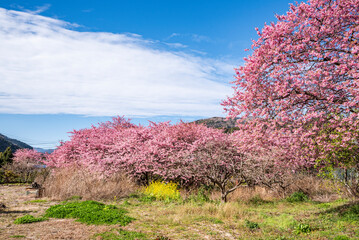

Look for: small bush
[286,191,309,203]
[294,223,311,234]
[247,195,270,205]
[143,180,181,202]
[0,169,20,183]
[44,200,134,225]
[14,215,48,224]
[245,219,260,229]
[185,188,211,204]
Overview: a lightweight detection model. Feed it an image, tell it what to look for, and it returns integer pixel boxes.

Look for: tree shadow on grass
[321,201,359,222]
[0,210,32,215]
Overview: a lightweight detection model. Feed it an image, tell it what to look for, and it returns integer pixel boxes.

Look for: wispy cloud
[28,4,51,14]
[168,33,212,43]
[0,8,234,117]
[82,9,94,13]
[9,4,51,14]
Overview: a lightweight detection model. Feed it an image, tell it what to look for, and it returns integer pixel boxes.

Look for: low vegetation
[44,200,134,225]
[143,180,181,202]
[286,191,309,203]
[14,215,48,224]
[91,194,359,239]
[93,229,148,240]
[3,182,359,239]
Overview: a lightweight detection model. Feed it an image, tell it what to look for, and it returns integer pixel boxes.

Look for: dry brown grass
[225,173,344,203]
[43,167,138,201]
[284,173,345,201]
[228,186,276,202]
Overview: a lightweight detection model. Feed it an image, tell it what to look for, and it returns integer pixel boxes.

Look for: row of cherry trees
[12,117,296,202]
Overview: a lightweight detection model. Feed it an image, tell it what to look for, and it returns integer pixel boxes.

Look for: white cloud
[0,8,234,117]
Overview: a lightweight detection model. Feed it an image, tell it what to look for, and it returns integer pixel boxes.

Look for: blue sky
[0,0,294,149]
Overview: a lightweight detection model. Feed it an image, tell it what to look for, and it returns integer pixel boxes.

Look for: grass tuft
[286,191,309,203]
[93,228,148,240]
[247,195,271,205]
[44,200,134,225]
[245,219,260,229]
[294,223,311,234]
[14,215,48,224]
[333,236,351,240]
[66,195,82,201]
[24,199,47,204]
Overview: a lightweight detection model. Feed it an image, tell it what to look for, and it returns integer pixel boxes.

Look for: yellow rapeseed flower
[143,180,181,201]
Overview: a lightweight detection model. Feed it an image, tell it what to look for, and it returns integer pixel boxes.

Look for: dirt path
[0,185,112,240]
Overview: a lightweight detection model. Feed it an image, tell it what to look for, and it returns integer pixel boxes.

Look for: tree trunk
[221,189,228,202]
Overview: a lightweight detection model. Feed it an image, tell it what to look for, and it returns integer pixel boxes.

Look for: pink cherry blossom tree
[46,117,255,201]
[223,0,359,179]
[13,149,44,165]
[13,149,46,182]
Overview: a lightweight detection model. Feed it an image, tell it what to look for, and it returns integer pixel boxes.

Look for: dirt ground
[0,184,113,240]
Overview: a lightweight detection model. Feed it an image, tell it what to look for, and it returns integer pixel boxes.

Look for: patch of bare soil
[0,185,113,240]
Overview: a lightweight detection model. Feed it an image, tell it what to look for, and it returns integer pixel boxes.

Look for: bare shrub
[43,167,138,200]
[332,167,359,199]
[228,186,277,202]
[227,173,345,202]
[287,173,346,201]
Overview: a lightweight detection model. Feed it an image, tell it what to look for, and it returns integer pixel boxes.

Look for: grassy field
[92,194,359,240]
[1,184,358,240]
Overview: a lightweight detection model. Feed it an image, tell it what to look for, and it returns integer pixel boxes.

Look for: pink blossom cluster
[46,117,291,201]
[46,117,238,184]
[13,149,45,165]
[223,0,359,169]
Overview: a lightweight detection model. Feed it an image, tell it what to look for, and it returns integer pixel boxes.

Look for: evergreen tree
[0,147,13,168]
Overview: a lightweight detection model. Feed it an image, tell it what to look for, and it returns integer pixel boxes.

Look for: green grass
[9,235,26,238]
[110,195,359,239]
[24,199,48,204]
[10,188,359,239]
[44,200,134,225]
[14,215,48,224]
[263,213,298,230]
[195,215,224,224]
[93,229,148,240]
[333,235,351,240]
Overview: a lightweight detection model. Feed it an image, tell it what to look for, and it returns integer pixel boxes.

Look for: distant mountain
[34,148,54,154]
[0,133,33,152]
[193,117,239,130]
